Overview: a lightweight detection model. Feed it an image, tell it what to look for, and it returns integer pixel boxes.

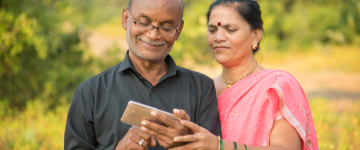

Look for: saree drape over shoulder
[217,70,319,150]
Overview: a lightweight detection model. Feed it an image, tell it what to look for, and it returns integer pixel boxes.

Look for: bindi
[217,22,221,26]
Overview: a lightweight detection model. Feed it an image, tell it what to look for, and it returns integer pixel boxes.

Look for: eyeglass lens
[130,12,178,37]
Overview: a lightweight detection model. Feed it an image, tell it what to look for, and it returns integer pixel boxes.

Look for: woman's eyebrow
[208,24,217,28]
[208,24,235,28]
[222,24,232,28]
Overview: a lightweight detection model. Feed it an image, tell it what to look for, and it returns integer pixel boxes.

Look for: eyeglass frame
[127,9,181,38]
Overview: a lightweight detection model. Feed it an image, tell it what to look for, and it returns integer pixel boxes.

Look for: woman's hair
[207,0,263,53]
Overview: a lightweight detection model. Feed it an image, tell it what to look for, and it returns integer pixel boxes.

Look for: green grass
[0,99,69,150]
[311,98,360,150]
[1,98,359,150]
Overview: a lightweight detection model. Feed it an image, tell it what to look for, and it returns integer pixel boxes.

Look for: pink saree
[217,70,319,150]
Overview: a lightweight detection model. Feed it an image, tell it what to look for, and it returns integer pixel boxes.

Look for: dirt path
[193,66,360,100]
[87,31,128,56]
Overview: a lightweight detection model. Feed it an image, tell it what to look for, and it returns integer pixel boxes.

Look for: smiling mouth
[143,41,163,47]
[138,37,166,47]
[214,46,230,49]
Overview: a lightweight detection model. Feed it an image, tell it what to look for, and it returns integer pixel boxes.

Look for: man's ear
[174,20,184,41]
[253,28,263,44]
[122,7,129,30]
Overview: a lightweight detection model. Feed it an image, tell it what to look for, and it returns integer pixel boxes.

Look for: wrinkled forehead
[131,0,183,20]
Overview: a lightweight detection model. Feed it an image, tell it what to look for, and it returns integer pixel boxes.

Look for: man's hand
[140,109,192,149]
[115,126,156,150]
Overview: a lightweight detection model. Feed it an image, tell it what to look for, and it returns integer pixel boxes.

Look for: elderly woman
[170,0,319,150]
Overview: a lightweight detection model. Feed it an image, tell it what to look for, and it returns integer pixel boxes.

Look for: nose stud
[217,22,221,26]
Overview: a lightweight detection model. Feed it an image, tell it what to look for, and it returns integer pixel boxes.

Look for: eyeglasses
[129,11,180,37]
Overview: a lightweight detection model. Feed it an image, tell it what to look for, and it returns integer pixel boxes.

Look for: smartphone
[120,101,180,127]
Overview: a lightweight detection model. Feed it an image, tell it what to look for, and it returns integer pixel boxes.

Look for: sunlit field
[1,93,359,150]
[311,98,360,150]
[0,100,68,149]
[1,0,360,149]
[1,48,360,149]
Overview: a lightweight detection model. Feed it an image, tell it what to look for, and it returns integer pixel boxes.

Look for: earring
[253,45,257,50]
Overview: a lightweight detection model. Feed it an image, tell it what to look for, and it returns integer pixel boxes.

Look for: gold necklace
[222,62,257,89]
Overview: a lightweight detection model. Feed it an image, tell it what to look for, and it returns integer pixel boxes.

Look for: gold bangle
[218,135,220,150]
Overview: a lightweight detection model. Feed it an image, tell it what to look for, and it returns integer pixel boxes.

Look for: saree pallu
[217,70,319,150]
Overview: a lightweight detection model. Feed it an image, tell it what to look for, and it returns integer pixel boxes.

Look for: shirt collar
[118,50,136,72]
[164,53,179,77]
[118,50,179,76]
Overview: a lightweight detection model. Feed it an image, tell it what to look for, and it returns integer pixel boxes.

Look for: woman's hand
[171,120,219,150]
[140,109,192,149]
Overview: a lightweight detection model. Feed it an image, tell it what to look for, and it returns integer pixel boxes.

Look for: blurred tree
[65,0,127,27]
[1,0,359,110]
[0,0,94,110]
[256,0,360,51]
[170,0,214,66]
[171,0,360,65]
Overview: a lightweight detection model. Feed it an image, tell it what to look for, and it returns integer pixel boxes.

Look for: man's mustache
[137,36,167,46]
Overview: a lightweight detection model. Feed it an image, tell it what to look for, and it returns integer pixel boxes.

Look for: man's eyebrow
[161,20,175,24]
[137,13,151,20]
[137,13,176,25]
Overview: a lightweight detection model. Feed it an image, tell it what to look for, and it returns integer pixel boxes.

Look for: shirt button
[152,88,155,92]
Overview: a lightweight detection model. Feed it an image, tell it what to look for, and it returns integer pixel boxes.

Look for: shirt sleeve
[196,76,222,136]
[64,83,118,150]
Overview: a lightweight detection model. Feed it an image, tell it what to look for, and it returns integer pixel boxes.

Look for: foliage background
[0,0,359,149]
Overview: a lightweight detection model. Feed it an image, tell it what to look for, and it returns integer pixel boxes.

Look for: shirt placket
[136,72,163,110]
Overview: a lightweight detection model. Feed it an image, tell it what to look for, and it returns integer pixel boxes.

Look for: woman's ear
[253,28,263,44]
[122,7,129,30]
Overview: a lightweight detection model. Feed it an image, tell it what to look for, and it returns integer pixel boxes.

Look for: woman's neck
[222,59,258,82]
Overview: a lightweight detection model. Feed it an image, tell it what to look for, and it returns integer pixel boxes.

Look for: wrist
[222,139,238,150]
[114,140,125,150]
[114,142,120,150]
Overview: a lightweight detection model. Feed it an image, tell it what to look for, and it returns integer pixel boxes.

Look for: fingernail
[151,111,156,116]
[174,109,180,113]
[141,127,146,131]
[174,137,179,142]
[180,120,185,124]
[141,121,146,125]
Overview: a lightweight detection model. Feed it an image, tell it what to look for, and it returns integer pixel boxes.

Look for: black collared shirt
[64,51,221,150]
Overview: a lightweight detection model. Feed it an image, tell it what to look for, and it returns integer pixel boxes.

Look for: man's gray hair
[127,0,184,20]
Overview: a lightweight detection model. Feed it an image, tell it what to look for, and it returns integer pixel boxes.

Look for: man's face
[122,0,184,62]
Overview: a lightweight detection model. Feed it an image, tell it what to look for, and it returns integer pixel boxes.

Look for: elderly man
[64,0,221,149]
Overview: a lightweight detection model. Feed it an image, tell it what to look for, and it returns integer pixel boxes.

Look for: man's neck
[129,51,168,86]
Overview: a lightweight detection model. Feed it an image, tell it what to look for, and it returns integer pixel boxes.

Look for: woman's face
[207,5,259,67]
